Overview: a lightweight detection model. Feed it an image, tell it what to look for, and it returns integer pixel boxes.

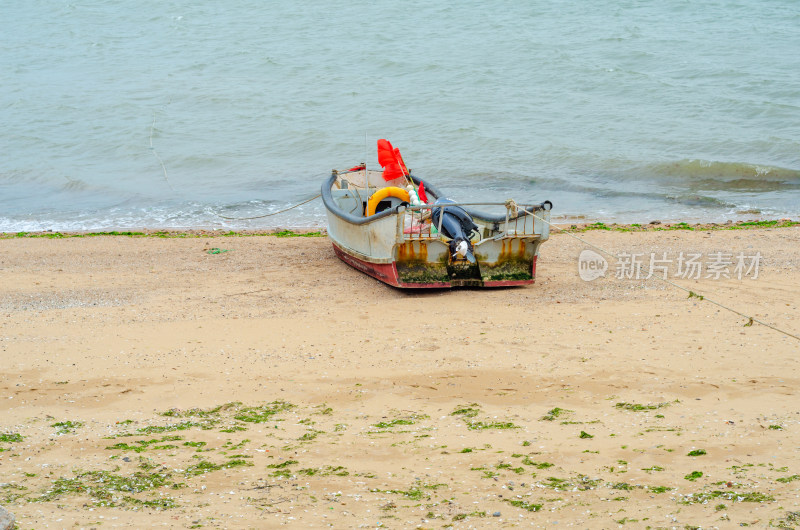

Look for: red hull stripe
[332,244,402,287]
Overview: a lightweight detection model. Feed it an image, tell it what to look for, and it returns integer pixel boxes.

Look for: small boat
[321,142,552,288]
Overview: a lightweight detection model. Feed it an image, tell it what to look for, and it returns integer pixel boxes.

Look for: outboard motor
[430,198,478,264]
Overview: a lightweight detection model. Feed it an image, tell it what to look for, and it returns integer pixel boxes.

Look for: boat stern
[394,237,540,288]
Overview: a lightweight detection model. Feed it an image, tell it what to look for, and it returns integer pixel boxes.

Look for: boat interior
[330,169,423,218]
[328,167,543,242]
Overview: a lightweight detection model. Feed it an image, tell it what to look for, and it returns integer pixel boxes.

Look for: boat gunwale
[321,172,552,227]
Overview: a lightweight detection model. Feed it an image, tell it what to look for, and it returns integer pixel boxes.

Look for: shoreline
[2,226,800,527]
[1,217,797,239]
[2,205,798,237]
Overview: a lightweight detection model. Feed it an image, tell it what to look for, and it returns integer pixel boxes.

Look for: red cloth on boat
[417,181,429,203]
[378,139,410,181]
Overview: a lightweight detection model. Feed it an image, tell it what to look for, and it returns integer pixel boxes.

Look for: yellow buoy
[366,186,410,216]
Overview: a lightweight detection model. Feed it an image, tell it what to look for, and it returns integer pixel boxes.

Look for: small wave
[62,178,90,191]
[568,186,737,210]
[662,193,736,209]
[641,159,800,183]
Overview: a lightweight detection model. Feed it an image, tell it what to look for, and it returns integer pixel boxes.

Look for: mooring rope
[149,111,175,192]
[508,200,800,343]
[216,194,322,220]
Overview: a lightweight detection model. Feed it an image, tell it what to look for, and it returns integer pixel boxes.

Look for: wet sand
[2,226,800,528]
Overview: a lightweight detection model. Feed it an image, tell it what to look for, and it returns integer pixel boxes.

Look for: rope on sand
[217,194,322,220]
[508,200,800,343]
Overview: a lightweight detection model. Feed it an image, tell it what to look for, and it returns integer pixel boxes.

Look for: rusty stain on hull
[397,241,428,264]
[481,238,535,282]
[394,237,538,285]
[498,239,528,262]
[396,240,450,284]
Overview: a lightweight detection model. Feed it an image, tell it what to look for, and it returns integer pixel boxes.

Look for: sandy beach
[2,225,800,529]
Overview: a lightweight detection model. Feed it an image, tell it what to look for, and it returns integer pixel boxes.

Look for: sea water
[1,0,799,231]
